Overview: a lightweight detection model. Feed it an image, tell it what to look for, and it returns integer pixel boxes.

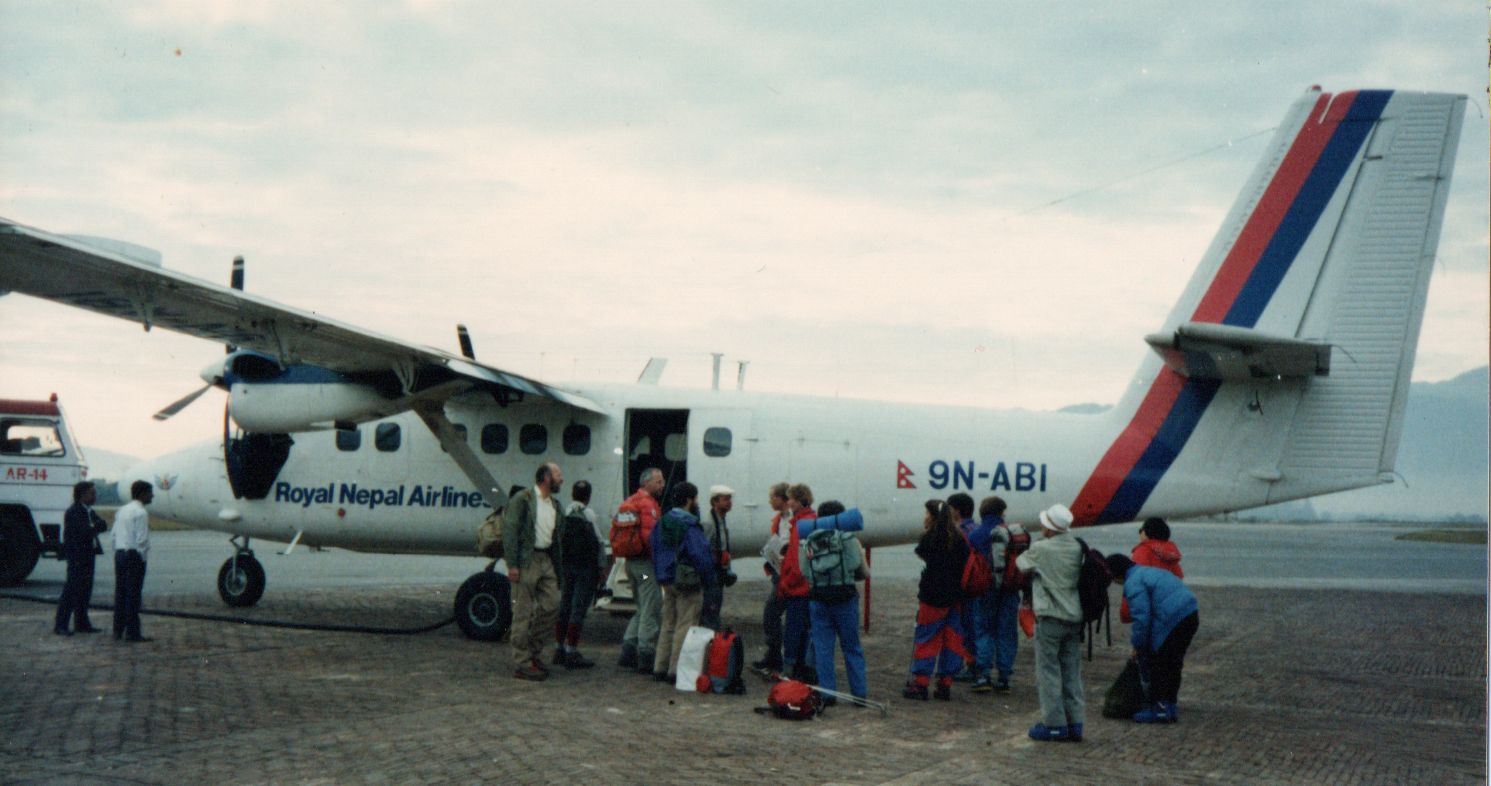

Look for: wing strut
[412,402,509,511]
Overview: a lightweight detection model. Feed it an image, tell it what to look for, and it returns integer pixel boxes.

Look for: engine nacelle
[217,351,395,433]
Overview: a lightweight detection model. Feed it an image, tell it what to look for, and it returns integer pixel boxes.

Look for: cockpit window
[0,419,65,457]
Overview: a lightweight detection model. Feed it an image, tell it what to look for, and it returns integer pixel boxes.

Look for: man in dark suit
[53,481,106,635]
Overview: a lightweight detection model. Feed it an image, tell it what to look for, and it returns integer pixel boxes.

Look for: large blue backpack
[801,529,861,603]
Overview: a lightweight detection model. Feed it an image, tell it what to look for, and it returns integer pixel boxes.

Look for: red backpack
[757,680,822,720]
[1002,526,1031,589]
[960,544,994,597]
[609,502,647,559]
[695,629,746,695]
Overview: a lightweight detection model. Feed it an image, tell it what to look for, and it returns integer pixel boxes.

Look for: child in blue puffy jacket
[1106,553,1199,723]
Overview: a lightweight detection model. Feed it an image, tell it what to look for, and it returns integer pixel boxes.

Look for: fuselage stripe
[1070,90,1391,526]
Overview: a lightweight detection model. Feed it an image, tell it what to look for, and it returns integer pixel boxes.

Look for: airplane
[0,86,1466,641]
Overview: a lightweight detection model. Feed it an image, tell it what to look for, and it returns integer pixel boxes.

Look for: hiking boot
[1027,723,1069,742]
[654,670,671,683]
[933,684,951,701]
[514,663,548,681]
[636,652,655,675]
[617,645,638,669]
[752,657,782,672]
[552,647,567,666]
[970,675,995,693]
[1133,703,1167,723]
[901,682,928,701]
[531,658,551,674]
[563,651,595,669]
[993,675,1011,693]
[1067,723,1083,742]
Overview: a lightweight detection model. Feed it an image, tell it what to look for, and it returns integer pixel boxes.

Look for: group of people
[502,465,738,684]
[52,479,156,643]
[502,463,1202,738]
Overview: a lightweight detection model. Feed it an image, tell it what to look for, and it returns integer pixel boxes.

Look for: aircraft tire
[217,554,266,607]
[0,511,41,587]
[454,571,511,641]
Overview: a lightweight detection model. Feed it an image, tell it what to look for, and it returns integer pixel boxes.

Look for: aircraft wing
[0,217,603,414]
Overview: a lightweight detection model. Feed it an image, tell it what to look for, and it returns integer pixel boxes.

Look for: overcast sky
[2,1,1486,461]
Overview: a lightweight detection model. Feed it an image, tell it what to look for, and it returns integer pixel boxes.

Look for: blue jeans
[781,597,811,673]
[991,590,1021,679]
[810,598,867,698]
[966,591,994,676]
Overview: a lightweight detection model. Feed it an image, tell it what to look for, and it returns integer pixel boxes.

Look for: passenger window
[481,424,508,454]
[335,427,361,452]
[703,427,731,457]
[520,424,548,455]
[375,423,401,452]
[0,419,64,457]
[563,424,591,456]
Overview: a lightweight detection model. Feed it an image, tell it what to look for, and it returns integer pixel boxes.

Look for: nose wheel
[217,538,266,607]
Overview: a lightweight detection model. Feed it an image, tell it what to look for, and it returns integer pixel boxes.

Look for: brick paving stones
[1,581,1483,785]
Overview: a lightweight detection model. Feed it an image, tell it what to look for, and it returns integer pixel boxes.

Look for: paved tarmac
[2,538,1485,785]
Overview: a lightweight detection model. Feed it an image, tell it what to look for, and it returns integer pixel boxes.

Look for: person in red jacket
[777,483,816,681]
[1120,517,1183,624]
[618,468,665,672]
[753,482,791,671]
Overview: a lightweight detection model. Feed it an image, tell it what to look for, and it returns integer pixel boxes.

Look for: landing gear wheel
[454,571,512,641]
[217,553,266,607]
[0,513,41,586]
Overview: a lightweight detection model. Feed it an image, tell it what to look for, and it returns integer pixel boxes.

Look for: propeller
[153,256,244,422]
[153,385,213,421]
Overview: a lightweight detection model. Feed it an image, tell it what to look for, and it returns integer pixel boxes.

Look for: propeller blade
[228,255,244,354]
[153,384,212,421]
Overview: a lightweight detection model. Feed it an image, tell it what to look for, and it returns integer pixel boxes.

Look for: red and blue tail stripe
[1071,90,1392,526]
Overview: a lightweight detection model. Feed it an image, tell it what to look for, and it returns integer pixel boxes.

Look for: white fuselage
[127,382,1121,558]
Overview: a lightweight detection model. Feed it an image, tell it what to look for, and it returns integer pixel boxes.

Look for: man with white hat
[1015,503,1086,742]
[699,484,736,628]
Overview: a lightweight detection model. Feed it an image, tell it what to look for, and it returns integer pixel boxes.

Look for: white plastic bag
[675,626,715,691]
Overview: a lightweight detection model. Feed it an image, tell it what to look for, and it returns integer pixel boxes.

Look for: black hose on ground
[0,590,456,635]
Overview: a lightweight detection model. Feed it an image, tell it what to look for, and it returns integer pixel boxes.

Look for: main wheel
[454,571,511,641]
[0,510,41,586]
[217,553,266,607]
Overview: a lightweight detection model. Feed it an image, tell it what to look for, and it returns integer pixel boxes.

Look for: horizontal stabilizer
[1144,322,1331,381]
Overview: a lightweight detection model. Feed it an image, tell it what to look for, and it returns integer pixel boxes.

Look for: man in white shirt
[502,462,565,681]
[112,480,154,642]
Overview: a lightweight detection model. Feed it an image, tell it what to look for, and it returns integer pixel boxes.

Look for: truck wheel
[0,511,41,586]
[454,571,511,641]
[217,553,266,607]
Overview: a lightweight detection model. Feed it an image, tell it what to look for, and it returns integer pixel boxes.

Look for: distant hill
[1238,367,1488,523]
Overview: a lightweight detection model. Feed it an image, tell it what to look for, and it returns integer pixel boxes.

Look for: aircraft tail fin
[1073,88,1466,525]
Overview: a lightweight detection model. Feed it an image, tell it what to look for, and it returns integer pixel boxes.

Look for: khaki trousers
[511,552,560,668]
[653,584,704,676]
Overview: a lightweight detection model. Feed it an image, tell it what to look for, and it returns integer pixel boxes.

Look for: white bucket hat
[1038,503,1074,533]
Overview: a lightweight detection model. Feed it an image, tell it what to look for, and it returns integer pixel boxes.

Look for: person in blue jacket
[1106,553,1200,723]
[650,482,717,681]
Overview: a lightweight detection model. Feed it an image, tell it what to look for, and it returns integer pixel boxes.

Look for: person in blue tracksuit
[1106,553,1200,723]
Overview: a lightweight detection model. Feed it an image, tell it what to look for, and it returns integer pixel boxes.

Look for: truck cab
[0,395,88,585]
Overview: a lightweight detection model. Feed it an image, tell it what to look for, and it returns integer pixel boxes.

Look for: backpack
[609,502,647,559]
[1001,526,1031,590]
[559,509,599,569]
[801,529,860,603]
[1073,536,1113,624]
[960,546,994,598]
[475,510,503,559]
[696,628,747,694]
[756,679,822,720]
